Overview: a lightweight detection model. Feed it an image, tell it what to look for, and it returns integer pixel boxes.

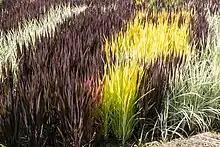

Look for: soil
[144,132,220,147]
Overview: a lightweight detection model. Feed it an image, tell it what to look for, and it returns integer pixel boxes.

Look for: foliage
[0,4,87,78]
[0,0,220,146]
[107,9,190,64]
[0,0,74,31]
[0,0,137,146]
[102,9,190,144]
[102,60,144,144]
[145,12,220,142]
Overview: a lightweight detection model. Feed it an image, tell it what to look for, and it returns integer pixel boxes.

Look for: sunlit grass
[102,9,191,144]
[107,10,191,65]
[102,60,144,144]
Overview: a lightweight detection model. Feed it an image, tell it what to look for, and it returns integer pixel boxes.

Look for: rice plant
[111,8,190,117]
[0,0,219,146]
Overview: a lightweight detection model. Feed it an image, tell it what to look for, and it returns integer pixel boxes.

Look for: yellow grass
[102,9,191,143]
[105,9,191,65]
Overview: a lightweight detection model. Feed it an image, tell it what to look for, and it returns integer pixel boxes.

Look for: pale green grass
[135,11,220,146]
[144,12,220,142]
[206,13,220,54]
[0,4,87,73]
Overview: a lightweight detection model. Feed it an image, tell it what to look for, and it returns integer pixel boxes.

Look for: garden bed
[145,132,220,147]
[0,0,220,146]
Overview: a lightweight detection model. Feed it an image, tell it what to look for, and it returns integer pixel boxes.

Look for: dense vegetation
[0,0,219,146]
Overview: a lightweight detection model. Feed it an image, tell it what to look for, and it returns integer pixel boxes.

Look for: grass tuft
[102,9,191,144]
[148,12,220,142]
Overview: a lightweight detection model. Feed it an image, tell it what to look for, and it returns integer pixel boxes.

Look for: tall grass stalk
[102,61,144,144]
[0,4,87,73]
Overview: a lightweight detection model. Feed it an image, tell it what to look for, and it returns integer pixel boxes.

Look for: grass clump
[109,9,191,64]
[0,4,87,74]
[102,9,191,144]
[102,61,144,144]
[0,1,138,146]
[149,12,220,142]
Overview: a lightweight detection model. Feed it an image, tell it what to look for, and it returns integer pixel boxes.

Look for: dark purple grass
[0,0,75,33]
